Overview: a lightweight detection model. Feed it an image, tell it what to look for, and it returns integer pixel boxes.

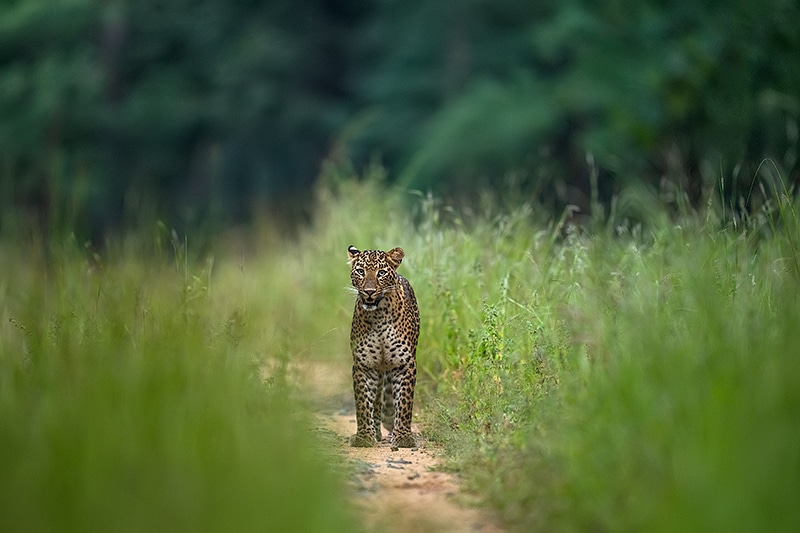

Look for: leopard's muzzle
[359,291,382,311]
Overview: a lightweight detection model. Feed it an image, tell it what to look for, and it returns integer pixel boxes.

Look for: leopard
[347,245,420,448]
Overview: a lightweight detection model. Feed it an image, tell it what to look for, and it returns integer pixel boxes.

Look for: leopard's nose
[363,288,377,297]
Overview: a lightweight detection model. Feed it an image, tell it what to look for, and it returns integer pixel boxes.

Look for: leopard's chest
[351,308,410,370]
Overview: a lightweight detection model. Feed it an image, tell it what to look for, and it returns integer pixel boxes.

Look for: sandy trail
[299,359,504,533]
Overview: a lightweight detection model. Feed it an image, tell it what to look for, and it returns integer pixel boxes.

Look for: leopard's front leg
[350,364,380,447]
[389,361,417,448]
[372,371,386,442]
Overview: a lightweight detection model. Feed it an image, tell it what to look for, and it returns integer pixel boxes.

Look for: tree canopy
[1,0,798,235]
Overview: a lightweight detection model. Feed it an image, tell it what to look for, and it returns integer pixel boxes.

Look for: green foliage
[358,0,800,205]
[3,165,798,531]
[3,0,798,234]
[0,237,359,532]
[412,173,800,531]
[0,0,360,233]
[282,165,800,531]
[544,241,800,532]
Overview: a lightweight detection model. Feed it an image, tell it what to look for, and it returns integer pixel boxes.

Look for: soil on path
[299,359,505,533]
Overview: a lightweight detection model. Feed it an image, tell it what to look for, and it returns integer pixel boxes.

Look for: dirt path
[299,359,504,533]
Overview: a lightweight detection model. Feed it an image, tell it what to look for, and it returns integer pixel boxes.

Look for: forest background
[3,2,800,532]
[2,0,798,237]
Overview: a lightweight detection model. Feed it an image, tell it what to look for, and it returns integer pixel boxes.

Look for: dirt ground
[299,359,505,533]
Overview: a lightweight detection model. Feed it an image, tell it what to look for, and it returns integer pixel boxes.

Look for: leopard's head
[347,245,404,311]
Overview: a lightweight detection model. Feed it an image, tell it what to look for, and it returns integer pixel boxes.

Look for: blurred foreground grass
[2,166,799,532]
[0,233,358,532]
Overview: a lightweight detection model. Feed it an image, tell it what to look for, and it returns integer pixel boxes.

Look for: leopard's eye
[354,268,365,277]
[377,269,388,277]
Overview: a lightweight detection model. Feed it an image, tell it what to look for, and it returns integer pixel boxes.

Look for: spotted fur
[347,245,420,448]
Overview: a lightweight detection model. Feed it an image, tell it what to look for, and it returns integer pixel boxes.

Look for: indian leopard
[347,245,420,448]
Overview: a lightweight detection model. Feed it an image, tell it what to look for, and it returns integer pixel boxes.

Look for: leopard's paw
[391,432,417,448]
[349,433,377,447]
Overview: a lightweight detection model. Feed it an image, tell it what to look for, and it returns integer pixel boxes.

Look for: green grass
[410,182,800,531]
[0,236,359,532]
[2,165,799,532]
[298,166,800,531]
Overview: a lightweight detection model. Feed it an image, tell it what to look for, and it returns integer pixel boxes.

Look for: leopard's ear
[347,245,360,264]
[385,247,405,268]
